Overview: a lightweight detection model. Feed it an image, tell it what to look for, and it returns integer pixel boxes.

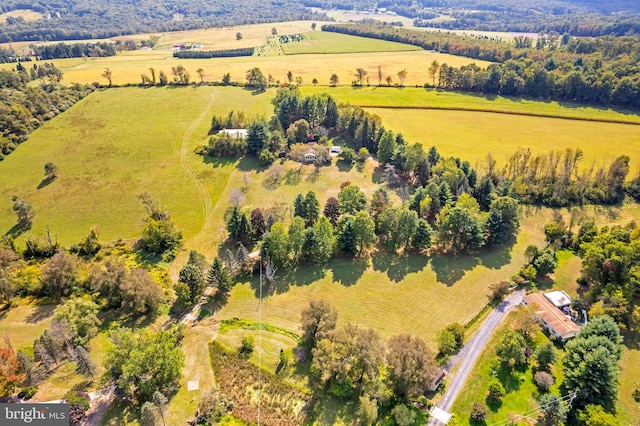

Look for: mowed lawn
[0,304,55,350]
[0,86,274,248]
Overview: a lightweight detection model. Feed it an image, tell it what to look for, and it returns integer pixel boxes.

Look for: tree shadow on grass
[284,168,302,185]
[37,177,55,189]
[201,155,237,168]
[336,160,353,172]
[25,304,56,324]
[497,363,527,394]
[328,257,367,287]
[477,239,514,270]
[3,222,29,240]
[430,253,480,286]
[371,252,429,283]
[250,264,327,298]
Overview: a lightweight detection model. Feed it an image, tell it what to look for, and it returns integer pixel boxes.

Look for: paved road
[428,290,525,425]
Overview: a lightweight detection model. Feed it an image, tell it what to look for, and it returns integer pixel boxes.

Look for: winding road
[428,290,525,425]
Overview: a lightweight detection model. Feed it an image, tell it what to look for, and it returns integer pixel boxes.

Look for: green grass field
[0,304,55,350]
[0,86,274,249]
[366,107,640,169]
[452,311,565,425]
[300,86,640,124]
[281,31,421,54]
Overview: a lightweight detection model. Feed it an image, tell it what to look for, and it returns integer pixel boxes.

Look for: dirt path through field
[428,290,524,425]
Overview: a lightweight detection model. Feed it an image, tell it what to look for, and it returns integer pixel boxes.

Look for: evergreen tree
[74,346,96,380]
[305,191,320,226]
[179,264,205,303]
[439,182,453,206]
[486,208,505,245]
[324,96,339,128]
[338,218,357,255]
[207,257,233,294]
[293,193,307,219]
[302,228,320,262]
[411,219,433,250]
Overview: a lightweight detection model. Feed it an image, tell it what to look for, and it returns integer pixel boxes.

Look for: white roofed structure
[544,291,573,308]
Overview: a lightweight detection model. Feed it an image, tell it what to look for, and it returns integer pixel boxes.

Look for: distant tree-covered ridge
[0,0,328,43]
[306,0,640,36]
[323,23,640,109]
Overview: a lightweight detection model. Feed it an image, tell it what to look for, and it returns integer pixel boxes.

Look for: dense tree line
[0,65,92,160]
[322,23,640,109]
[0,0,328,43]
[301,299,437,419]
[30,42,116,60]
[173,47,255,59]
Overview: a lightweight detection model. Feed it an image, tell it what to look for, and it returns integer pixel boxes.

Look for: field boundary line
[358,104,640,126]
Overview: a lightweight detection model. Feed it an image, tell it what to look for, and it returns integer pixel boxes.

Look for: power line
[258,254,262,426]
[488,390,578,426]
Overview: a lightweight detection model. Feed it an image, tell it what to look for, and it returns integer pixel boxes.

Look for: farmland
[1,18,640,426]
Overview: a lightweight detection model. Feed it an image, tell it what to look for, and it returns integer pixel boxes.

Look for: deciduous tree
[386,334,436,400]
[105,328,185,402]
[301,299,337,348]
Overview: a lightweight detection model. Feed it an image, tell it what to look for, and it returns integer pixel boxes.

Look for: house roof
[524,292,580,339]
[544,291,572,308]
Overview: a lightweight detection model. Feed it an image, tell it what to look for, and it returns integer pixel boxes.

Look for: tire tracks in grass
[171,90,218,236]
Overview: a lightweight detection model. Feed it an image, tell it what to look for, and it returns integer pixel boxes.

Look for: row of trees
[173,47,254,59]
[322,23,640,109]
[30,42,116,60]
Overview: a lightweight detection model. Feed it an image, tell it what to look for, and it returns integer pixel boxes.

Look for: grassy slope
[0,86,274,249]
[281,31,421,54]
[0,304,55,350]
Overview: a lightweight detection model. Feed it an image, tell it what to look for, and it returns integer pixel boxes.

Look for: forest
[0,0,327,43]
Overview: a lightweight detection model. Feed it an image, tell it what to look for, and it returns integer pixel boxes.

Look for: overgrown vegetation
[0,65,92,160]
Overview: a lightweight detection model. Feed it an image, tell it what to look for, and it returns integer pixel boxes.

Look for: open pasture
[365,107,640,169]
[281,31,421,54]
[46,46,490,87]
[300,86,640,124]
[0,87,273,249]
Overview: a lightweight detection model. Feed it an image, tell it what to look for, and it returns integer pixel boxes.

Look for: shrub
[488,381,505,401]
[470,401,488,421]
[239,335,255,358]
[633,388,640,403]
[258,148,276,166]
[22,386,37,399]
[489,280,511,300]
[534,371,555,392]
